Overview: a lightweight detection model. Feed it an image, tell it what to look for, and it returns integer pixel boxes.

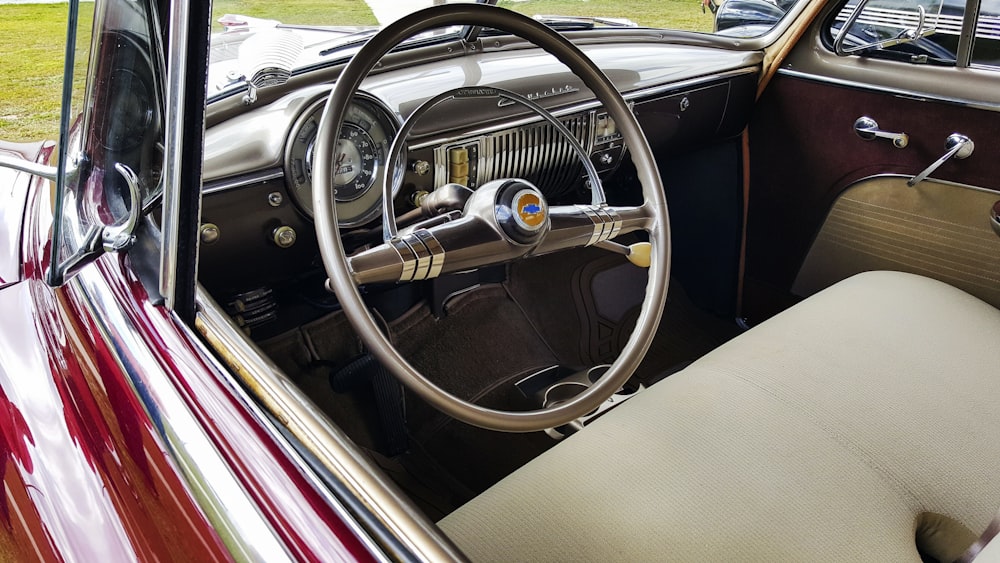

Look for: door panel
[744,73,1000,320]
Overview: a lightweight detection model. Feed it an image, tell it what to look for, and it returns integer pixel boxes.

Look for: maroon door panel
[744,73,1000,319]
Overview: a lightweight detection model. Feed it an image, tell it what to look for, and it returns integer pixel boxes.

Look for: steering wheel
[313,3,671,432]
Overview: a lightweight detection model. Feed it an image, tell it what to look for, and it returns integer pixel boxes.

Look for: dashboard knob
[272,226,297,248]
[200,223,221,245]
[411,160,431,176]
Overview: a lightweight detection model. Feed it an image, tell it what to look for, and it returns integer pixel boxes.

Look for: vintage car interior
[188,0,1000,559]
[18,0,997,559]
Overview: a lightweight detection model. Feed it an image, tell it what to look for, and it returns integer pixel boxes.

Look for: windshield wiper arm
[532,15,638,28]
[318,29,381,56]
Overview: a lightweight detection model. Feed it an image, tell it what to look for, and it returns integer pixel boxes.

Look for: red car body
[0,140,374,560]
[2,0,999,558]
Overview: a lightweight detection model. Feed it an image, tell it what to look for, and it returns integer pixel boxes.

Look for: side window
[49,0,164,285]
[827,0,955,65]
[827,0,1000,67]
[972,0,1000,66]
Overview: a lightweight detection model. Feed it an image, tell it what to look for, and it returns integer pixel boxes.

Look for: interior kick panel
[794,177,1000,309]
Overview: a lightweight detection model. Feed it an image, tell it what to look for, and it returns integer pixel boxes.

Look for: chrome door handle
[854,116,909,148]
[908,133,974,187]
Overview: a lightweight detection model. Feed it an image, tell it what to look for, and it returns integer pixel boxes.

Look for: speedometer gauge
[332,124,378,201]
[284,92,400,226]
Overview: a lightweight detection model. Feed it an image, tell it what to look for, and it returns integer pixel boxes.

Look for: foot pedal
[330,355,408,456]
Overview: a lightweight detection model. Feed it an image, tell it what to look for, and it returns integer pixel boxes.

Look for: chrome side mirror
[0,154,57,180]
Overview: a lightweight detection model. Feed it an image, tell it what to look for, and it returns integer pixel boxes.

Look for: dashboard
[197,40,762,330]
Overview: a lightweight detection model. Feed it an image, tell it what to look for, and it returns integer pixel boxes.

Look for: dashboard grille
[436,112,593,199]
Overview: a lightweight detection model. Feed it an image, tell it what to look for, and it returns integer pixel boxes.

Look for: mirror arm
[0,154,58,181]
[101,163,142,252]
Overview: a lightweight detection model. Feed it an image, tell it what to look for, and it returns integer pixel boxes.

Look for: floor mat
[257,253,742,519]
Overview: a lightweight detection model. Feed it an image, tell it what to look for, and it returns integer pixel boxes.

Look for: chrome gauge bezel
[284,91,402,227]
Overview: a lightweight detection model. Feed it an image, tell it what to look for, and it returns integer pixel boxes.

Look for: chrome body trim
[74,262,293,562]
[203,170,284,195]
[777,68,1000,112]
[194,287,464,562]
[159,0,190,309]
[182,289,389,562]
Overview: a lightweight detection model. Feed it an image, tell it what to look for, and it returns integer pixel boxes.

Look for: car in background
[0,0,998,559]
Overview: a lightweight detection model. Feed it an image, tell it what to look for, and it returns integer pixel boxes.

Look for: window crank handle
[854,116,908,148]
[908,134,974,187]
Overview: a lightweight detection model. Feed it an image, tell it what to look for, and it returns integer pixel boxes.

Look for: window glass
[972,0,1000,66]
[207,0,807,100]
[826,0,956,65]
[49,0,164,285]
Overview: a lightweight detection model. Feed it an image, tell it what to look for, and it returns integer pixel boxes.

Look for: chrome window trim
[194,287,466,563]
[776,68,1000,113]
[408,66,759,150]
[158,0,189,310]
[181,290,390,563]
[73,260,293,562]
[203,169,284,195]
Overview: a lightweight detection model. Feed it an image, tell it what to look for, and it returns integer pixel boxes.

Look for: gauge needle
[336,151,346,171]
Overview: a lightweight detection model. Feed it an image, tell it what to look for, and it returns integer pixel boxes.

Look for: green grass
[211,0,378,32]
[0,4,78,142]
[499,0,714,33]
[0,1,714,143]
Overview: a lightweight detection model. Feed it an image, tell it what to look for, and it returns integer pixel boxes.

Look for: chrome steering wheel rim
[313,3,671,432]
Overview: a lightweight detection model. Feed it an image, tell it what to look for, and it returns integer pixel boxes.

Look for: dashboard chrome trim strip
[776,68,1000,113]
[203,169,284,195]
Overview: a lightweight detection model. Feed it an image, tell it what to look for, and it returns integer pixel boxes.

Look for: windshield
[208,0,798,99]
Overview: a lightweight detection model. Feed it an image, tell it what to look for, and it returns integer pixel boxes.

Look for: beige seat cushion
[439,271,1000,561]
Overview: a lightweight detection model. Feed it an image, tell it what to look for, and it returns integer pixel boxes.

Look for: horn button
[494,181,549,244]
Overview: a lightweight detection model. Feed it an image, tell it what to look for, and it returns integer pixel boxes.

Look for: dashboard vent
[436,112,594,200]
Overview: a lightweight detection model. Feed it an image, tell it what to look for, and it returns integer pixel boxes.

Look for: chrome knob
[200,223,221,245]
[411,160,431,176]
[272,226,297,248]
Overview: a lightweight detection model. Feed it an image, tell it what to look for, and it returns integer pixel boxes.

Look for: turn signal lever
[594,240,651,268]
